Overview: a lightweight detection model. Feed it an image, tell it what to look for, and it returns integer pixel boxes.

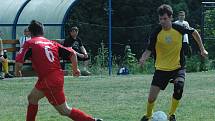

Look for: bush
[186,55,201,72]
[88,42,214,75]
[186,55,212,72]
[122,45,138,74]
[89,41,119,75]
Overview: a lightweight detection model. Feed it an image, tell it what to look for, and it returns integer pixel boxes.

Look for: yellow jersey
[147,23,195,71]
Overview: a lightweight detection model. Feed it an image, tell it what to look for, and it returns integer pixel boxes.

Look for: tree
[66,0,203,59]
[204,9,215,59]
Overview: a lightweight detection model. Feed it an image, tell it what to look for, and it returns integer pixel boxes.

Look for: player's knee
[148,97,156,103]
[173,81,184,100]
[27,94,36,103]
[27,94,33,102]
[27,94,39,103]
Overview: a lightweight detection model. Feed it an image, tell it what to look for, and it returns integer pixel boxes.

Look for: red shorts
[35,71,66,106]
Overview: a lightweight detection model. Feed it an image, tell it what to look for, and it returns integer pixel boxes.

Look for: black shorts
[151,68,185,90]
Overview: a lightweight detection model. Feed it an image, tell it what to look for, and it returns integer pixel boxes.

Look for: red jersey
[16,36,74,78]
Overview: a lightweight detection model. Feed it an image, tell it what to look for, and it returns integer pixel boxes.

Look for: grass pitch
[0,71,214,121]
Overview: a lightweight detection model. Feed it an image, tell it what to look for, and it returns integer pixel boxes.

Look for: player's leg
[83,60,91,74]
[54,102,101,121]
[78,56,91,76]
[53,102,71,116]
[141,70,170,121]
[26,87,45,121]
[46,86,102,121]
[169,77,184,114]
[169,69,185,120]
[147,85,161,117]
[169,77,184,121]
[141,85,161,121]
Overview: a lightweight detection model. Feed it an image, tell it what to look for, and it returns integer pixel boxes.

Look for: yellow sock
[146,102,155,118]
[169,97,179,115]
[2,59,9,74]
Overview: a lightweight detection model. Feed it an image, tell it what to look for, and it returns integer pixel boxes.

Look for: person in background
[174,11,191,56]
[19,28,31,48]
[63,27,91,76]
[0,31,13,79]
[174,11,190,44]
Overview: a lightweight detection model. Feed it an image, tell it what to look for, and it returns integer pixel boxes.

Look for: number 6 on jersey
[45,46,54,62]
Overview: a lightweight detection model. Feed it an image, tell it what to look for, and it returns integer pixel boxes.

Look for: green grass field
[0,71,215,121]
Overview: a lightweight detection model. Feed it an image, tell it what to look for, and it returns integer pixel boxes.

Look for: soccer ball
[152,111,168,121]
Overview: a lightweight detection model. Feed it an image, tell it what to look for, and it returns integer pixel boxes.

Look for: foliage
[204,9,215,59]
[186,55,213,72]
[66,0,204,58]
[122,45,138,74]
[94,41,109,67]
[186,55,201,72]
[66,0,108,56]
[89,41,109,75]
[65,1,215,74]
[89,41,119,75]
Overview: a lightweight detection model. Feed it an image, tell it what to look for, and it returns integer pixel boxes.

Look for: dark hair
[24,28,29,32]
[28,20,44,36]
[69,26,79,32]
[157,4,173,17]
[178,11,185,15]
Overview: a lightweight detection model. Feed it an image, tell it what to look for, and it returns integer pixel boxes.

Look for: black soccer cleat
[5,73,14,78]
[140,115,149,121]
[169,114,176,121]
[94,118,103,121]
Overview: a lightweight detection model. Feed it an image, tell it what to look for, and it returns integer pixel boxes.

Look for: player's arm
[176,24,208,58]
[15,42,31,77]
[139,49,151,66]
[80,46,88,58]
[77,38,88,58]
[191,30,208,58]
[59,46,80,76]
[139,27,159,66]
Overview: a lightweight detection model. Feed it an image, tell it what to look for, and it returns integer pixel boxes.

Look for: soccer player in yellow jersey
[139,4,208,121]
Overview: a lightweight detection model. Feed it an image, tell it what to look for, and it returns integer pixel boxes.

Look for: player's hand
[83,53,88,58]
[200,49,208,58]
[77,53,85,58]
[73,69,80,77]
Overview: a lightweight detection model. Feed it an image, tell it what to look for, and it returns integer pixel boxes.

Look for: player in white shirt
[19,28,31,48]
[174,11,190,44]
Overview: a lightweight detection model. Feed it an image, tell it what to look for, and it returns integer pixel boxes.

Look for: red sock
[70,108,94,121]
[26,103,38,121]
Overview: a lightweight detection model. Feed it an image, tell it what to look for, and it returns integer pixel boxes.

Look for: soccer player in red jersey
[15,20,102,121]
